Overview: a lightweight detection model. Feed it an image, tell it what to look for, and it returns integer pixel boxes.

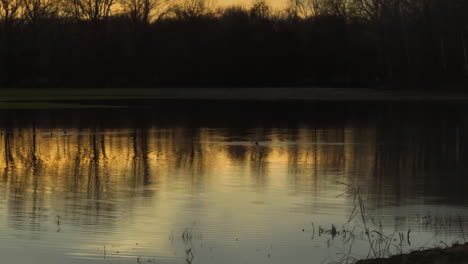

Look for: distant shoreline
[2,88,468,104]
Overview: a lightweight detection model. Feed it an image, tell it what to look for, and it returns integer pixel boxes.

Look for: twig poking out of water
[56,215,61,232]
[185,248,194,264]
[323,183,417,263]
[169,230,174,243]
[318,224,350,240]
[182,228,193,244]
[311,222,315,239]
[407,229,411,246]
[331,224,337,239]
[103,246,106,259]
[358,187,413,259]
[458,215,466,243]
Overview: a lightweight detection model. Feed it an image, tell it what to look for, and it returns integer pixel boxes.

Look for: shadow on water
[1,100,468,235]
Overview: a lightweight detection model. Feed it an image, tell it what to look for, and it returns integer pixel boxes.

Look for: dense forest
[1,0,468,89]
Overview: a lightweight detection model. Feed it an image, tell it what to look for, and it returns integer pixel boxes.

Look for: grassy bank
[2,88,468,104]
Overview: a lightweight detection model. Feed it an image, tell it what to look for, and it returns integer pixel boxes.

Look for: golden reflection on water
[0,125,376,227]
[0,126,378,185]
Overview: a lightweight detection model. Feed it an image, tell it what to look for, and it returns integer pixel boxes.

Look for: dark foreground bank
[356,244,468,264]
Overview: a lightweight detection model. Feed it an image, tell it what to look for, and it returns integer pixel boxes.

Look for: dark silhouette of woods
[0,0,468,89]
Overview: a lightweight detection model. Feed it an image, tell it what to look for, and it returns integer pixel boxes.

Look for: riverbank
[1,87,468,109]
[356,243,468,264]
[2,87,468,102]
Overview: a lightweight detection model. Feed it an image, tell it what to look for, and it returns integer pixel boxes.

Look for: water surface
[1,101,468,264]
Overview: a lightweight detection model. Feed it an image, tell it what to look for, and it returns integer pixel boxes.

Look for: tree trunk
[462,30,468,76]
[440,35,447,72]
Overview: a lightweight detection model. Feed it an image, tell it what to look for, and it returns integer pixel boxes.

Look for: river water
[0,100,467,264]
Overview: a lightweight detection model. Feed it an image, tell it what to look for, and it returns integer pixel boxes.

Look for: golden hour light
[2,0,468,262]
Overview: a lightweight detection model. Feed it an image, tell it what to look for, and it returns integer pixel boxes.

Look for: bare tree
[172,0,215,19]
[22,0,59,25]
[350,0,402,81]
[250,0,270,19]
[63,0,114,21]
[287,0,355,18]
[350,0,401,22]
[119,0,170,24]
[287,0,321,17]
[0,0,23,30]
[322,0,351,17]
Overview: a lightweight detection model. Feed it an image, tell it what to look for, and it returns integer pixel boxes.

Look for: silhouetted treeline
[1,0,468,88]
